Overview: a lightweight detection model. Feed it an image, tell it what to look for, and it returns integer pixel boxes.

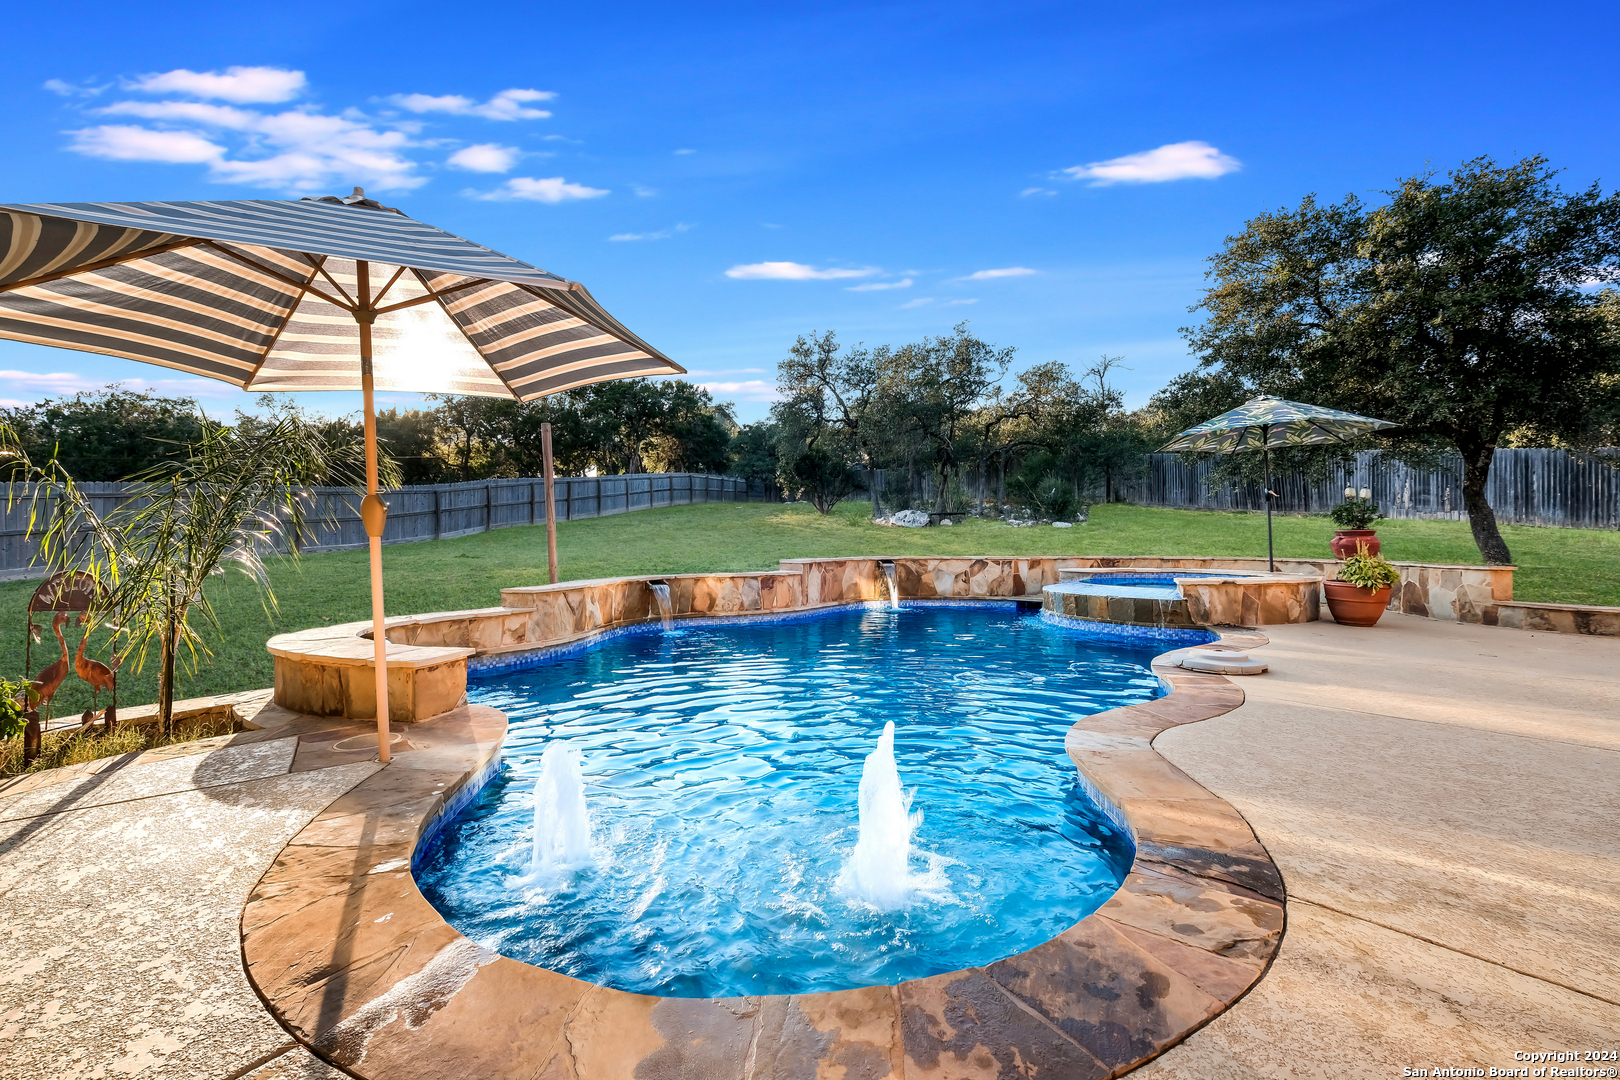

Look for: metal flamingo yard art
[18,571,120,764]
[30,612,71,721]
[73,616,118,731]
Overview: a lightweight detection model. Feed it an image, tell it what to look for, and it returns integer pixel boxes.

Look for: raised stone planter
[267,622,472,723]
[1482,599,1620,637]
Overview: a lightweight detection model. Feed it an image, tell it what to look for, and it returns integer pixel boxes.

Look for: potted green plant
[1324,545,1401,626]
[1329,487,1382,558]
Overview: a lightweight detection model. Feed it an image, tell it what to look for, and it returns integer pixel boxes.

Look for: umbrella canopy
[1158,394,1397,571]
[0,192,680,398]
[0,190,684,761]
[1158,395,1396,453]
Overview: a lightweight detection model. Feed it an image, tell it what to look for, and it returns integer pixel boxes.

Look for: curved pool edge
[240,626,1284,1080]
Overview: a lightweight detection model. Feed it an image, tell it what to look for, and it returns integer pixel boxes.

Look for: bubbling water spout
[530,743,592,878]
[845,720,921,910]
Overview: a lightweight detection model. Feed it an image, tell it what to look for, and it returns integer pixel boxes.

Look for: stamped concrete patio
[1,611,1615,1078]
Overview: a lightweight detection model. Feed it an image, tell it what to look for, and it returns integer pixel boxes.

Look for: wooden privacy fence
[0,473,772,580]
[1120,448,1620,529]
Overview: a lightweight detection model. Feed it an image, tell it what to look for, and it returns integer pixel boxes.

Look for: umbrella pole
[356,262,391,764]
[542,421,558,584]
[1264,444,1275,573]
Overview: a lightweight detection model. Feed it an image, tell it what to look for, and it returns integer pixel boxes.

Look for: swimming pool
[414,604,1176,998]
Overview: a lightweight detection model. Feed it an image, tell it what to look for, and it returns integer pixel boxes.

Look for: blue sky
[3,0,1615,422]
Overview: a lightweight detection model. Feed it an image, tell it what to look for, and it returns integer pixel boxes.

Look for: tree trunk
[868,455,881,517]
[159,620,176,739]
[997,454,1006,513]
[1459,439,1512,564]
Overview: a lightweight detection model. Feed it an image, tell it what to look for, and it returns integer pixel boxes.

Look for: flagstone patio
[1,609,1615,1078]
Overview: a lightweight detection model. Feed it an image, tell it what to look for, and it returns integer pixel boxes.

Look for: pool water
[1047,571,1239,601]
[414,605,1170,998]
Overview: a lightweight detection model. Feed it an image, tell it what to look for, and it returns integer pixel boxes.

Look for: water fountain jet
[845,720,921,909]
[529,743,592,879]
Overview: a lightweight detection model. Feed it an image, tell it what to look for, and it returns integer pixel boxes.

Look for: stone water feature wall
[265,554,1525,720]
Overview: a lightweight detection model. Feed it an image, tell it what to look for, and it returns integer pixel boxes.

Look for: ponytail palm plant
[6,413,383,736]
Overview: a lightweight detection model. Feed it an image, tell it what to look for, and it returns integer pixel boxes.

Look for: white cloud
[57,72,570,194]
[100,100,259,128]
[447,143,520,172]
[69,125,223,164]
[674,148,696,155]
[957,267,1036,281]
[899,297,934,309]
[846,278,913,291]
[44,78,105,98]
[391,88,554,121]
[725,261,879,281]
[1020,187,1057,197]
[475,176,609,202]
[609,223,691,241]
[129,66,306,104]
[215,110,418,191]
[946,298,979,306]
[0,368,237,406]
[698,379,778,403]
[73,93,422,191]
[1063,141,1240,185]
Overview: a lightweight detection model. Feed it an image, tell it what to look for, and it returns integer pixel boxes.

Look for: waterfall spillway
[530,743,592,878]
[649,582,673,629]
[879,562,899,611]
[845,720,921,910]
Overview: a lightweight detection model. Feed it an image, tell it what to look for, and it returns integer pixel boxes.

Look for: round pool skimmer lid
[1179,650,1268,675]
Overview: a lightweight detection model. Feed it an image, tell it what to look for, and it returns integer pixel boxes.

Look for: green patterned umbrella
[1158,395,1397,570]
[1158,395,1396,453]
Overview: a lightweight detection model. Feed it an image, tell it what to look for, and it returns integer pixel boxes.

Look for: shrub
[1330,489,1381,530]
[0,713,239,776]
[1336,546,1401,590]
[0,676,27,742]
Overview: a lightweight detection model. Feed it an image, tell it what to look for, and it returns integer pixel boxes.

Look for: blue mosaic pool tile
[413,753,505,871]
[1071,766,1137,851]
[1037,609,1218,646]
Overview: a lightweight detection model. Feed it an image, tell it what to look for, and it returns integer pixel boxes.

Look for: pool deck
[1,613,1616,1077]
[1145,616,1620,1076]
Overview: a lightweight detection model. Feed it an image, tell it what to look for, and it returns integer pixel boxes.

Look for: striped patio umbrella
[1159,395,1396,570]
[0,189,684,760]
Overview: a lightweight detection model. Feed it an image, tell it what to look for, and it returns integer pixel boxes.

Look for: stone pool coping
[241,613,1285,1080]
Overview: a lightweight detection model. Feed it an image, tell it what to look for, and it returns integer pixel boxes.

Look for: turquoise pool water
[414,604,1175,998]
[1047,571,1241,601]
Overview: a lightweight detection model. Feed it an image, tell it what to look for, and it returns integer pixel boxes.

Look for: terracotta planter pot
[1330,529,1380,559]
[1323,580,1393,627]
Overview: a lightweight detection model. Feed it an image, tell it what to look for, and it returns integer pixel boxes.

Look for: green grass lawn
[5,500,1614,716]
